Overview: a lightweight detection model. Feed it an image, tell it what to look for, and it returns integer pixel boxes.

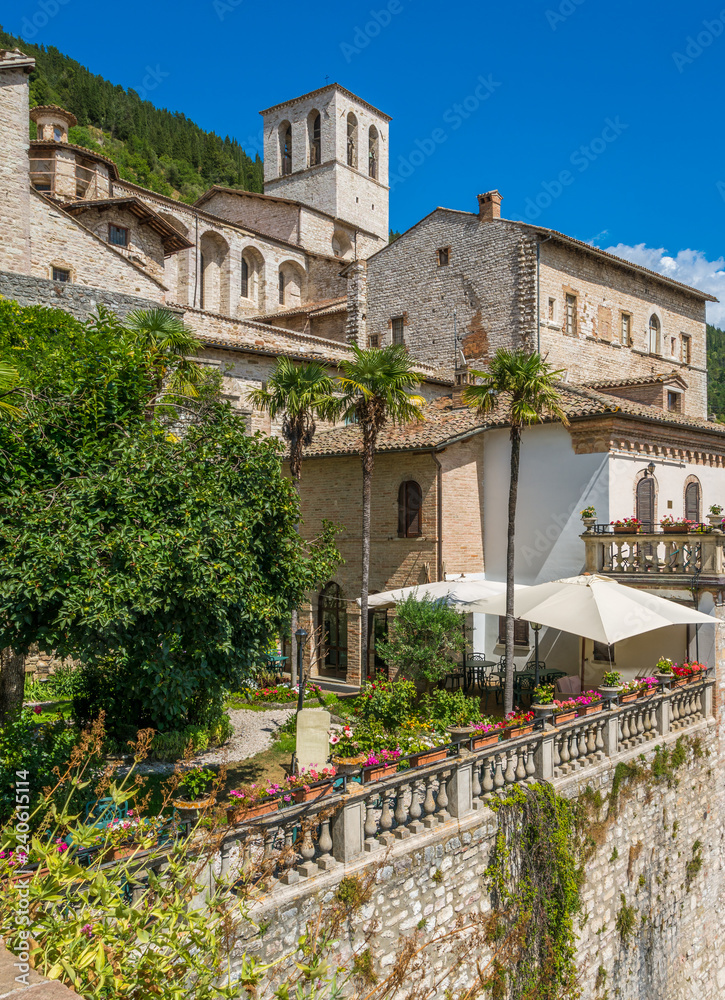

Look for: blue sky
[9,0,725,321]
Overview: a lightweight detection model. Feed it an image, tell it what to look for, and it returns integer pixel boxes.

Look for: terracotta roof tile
[582,372,688,389]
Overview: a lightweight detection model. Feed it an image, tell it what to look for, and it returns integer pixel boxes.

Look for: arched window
[278,270,285,305]
[241,257,249,298]
[368,125,379,179]
[309,112,321,166]
[347,113,358,169]
[648,314,661,355]
[398,480,423,537]
[685,480,701,523]
[636,476,656,532]
[318,583,348,675]
[280,122,292,176]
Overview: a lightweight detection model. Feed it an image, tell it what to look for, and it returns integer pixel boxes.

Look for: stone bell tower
[260,83,391,249]
[0,48,35,274]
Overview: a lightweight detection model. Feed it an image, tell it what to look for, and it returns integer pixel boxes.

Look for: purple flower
[81,923,93,938]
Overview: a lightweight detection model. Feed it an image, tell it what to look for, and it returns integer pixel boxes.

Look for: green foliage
[351,949,378,986]
[685,840,703,890]
[150,714,233,761]
[0,710,79,824]
[376,594,466,685]
[335,875,370,910]
[651,738,688,787]
[533,683,554,704]
[179,767,215,801]
[0,301,341,732]
[615,894,637,945]
[485,783,584,1000]
[0,27,263,205]
[601,671,622,687]
[707,324,725,420]
[420,688,483,728]
[351,678,416,730]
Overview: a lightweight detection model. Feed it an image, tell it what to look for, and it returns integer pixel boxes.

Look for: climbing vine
[484,784,586,1000]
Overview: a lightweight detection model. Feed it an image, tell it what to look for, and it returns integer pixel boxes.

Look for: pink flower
[33,705,42,715]
[81,924,93,938]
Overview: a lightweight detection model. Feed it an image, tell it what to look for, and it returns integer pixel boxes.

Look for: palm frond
[463,349,568,428]
[125,308,199,358]
[0,362,22,419]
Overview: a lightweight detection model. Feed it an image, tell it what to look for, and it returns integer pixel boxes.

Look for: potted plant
[362,748,402,784]
[611,517,642,535]
[173,767,216,820]
[599,671,623,696]
[501,711,535,740]
[469,721,502,750]
[707,504,723,527]
[398,729,450,766]
[575,691,604,716]
[671,664,691,688]
[682,661,707,684]
[619,680,640,704]
[531,683,555,719]
[655,657,674,682]
[286,766,337,803]
[660,516,693,534]
[329,725,367,773]
[226,782,282,824]
[553,698,579,725]
[101,815,162,862]
[580,506,597,531]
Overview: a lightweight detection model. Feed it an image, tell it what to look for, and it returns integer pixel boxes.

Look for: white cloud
[601,243,725,328]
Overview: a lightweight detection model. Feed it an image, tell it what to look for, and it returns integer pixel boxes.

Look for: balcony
[582,527,725,587]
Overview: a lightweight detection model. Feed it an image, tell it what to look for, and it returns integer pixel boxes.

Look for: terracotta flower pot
[503,724,534,740]
[662,524,687,533]
[620,692,638,704]
[554,710,577,726]
[613,525,640,534]
[672,678,689,688]
[469,732,501,750]
[292,781,334,804]
[363,763,398,784]
[576,702,603,716]
[410,747,448,766]
[103,844,138,862]
[226,798,279,825]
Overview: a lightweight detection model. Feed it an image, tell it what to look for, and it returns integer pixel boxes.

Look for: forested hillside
[0,27,263,203]
[707,324,725,420]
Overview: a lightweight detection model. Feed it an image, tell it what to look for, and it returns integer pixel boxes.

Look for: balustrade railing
[218,678,713,888]
[583,531,725,579]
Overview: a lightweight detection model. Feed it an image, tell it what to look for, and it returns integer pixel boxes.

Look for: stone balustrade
[582,530,725,582]
[219,679,713,888]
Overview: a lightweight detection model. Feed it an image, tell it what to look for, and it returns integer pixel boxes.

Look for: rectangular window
[565,294,577,336]
[241,258,249,298]
[391,316,405,345]
[682,335,691,364]
[279,272,285,306]
[52,267,70,282]
[548,298,556,321]
[621,313,631,345]
[667,391,682,412]
[369,334,380,348]
[498,617,530,647]
[593,641,615,663]
[437,247,450,267]
[108,224,128,247]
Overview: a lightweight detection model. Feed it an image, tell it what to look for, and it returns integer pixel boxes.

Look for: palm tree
[463,350,568,716]
[124,307,203,402]
[335,344,424,684]
[0,362,21,419]
[248,358,337,684]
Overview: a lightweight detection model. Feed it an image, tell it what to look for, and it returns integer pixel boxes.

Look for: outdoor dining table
[513,667,567,701]
[463,659,498,693]
[266,654,289,680]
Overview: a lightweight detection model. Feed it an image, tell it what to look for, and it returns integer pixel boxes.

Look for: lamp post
[295,628,309,714]
[532,622,542,688]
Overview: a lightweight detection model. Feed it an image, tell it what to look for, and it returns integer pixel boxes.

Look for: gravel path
[128,708,295,775]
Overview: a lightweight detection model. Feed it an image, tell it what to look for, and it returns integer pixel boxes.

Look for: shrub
[150,713,233,761]
[376,594,466,688]
[420,689,483,728]
[352,678,416,729]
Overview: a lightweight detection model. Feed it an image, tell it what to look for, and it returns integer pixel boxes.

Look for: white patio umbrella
[465,574,717,645]
[366,577,523,610]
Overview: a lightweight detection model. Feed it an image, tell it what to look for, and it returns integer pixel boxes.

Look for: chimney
[477,190,503,221]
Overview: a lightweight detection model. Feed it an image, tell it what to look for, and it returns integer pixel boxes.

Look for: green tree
[376,594,466,691]
[0,302,341,732]
[248,359,337,685]
[335,345,424,682]
[123,306,205,404]
[0,361,23,721]
[463,350,568,715]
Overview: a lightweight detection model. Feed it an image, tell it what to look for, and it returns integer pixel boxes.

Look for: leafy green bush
[150,713,233,762]
[376,594,466,687]
[420,689,483,728]
[352,678,416,729]
[0,710,80,825]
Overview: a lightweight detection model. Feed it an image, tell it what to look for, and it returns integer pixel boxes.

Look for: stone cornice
[569,413,725,465]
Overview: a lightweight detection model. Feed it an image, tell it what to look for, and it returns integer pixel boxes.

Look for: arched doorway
[318,583,348,677]
[636,476,656,532]
[685,479,701,524]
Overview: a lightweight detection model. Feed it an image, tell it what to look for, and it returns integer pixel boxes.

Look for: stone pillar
[656,692,671,736]
[534,730,556,781]
[332,796,365,863]
[0,50,35,274]
[602,712,620,756]
[448,757,473,818]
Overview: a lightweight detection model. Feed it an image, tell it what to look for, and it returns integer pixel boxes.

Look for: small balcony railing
[583,526,725,580]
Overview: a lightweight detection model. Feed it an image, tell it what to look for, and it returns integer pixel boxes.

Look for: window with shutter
[398,481,422,537]
[498,617,530,646]
[685,481,701,523]
[636,477,655,532]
